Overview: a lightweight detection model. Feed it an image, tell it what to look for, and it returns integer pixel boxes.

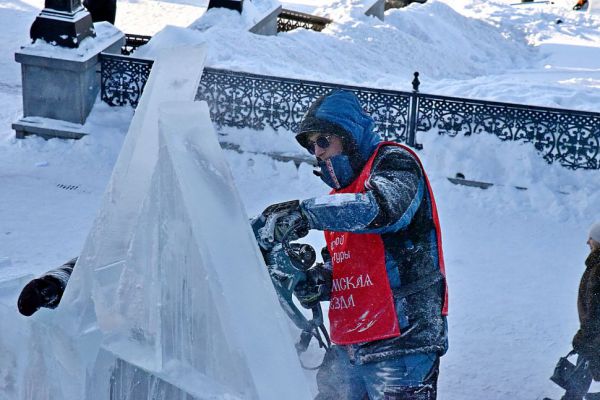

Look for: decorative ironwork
[98,54,600,170]
[415,93,600,169]
[100,53,153,108]
[277,9,332,32]
[121,33,152,55]
[196,68,412,143]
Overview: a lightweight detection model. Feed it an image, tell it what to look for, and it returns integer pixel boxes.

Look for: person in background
[260,90,448,400]
[573,0,588,11]
[566,223,600,400]
[83,0,117,24]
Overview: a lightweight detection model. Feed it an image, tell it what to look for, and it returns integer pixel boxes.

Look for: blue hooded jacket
[296,90,381,188]
[296,90,448,364]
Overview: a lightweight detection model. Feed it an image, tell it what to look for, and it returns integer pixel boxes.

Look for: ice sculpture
[87,102,311,399]
[0,42,312,399]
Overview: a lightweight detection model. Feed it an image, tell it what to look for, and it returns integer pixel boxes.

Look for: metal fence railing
[99,53,600,170]
[196,67,414,143]
[414,93,600,169]
[277,9,332,32]
[100,53,154,107]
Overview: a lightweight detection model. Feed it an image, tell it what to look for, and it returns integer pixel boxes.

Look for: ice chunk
[88,101,311,398]
[6,45,209,400]
[60,44,208,330]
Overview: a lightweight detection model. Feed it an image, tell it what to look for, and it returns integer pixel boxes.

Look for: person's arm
[301,146,424,234]
[17,257,77,316]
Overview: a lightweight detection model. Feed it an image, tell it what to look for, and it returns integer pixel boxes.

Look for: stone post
[13,0,125,139]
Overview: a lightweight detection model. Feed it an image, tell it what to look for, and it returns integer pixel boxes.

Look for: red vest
[325,142,448,345]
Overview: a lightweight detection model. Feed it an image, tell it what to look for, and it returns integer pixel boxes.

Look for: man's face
[307,132,344,161]
[588,238,599,252]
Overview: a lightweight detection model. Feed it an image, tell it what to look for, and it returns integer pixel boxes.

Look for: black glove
[17,276,63,316]
[294,262,332,309]
[259,200,310,245]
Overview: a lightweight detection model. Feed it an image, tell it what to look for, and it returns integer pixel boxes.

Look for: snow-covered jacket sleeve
[300,146,424,234]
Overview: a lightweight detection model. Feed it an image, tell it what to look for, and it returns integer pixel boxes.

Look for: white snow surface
[0,0,599,399]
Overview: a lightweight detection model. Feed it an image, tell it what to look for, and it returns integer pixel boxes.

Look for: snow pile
[139,0,536,90]
[1,0,600,399]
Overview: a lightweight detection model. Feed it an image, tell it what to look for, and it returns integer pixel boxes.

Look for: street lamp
[30,0,95,48]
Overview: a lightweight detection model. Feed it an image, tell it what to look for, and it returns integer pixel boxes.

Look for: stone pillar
[13,22,125,140]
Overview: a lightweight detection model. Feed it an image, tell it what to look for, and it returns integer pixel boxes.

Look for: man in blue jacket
[263,90,448,399]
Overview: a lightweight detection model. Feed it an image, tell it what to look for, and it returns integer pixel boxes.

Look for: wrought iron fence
[277,9,332,32]
[415,94,600,169]
[98,54,600,170]
[196,68,413,143]
[100,53,154,107]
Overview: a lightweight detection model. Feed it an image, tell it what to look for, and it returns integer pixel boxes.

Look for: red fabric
[325,146,400,345]
[325,142,448,345]
[385,142,448,315]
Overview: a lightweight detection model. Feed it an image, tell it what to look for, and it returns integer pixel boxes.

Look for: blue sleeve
[301,146,424,234]
[301,192,380,232]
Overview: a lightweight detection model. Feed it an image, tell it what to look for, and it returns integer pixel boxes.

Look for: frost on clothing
[307,144,447,362]
[296,90,448,364]
[301,147,425,235]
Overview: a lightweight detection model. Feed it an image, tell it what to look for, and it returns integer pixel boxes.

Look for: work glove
[294,262,332,309]
[258,200,310,245]
[17,276,63,316]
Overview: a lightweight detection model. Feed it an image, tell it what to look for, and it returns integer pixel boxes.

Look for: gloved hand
[258,200,310,245]
[294,262,332,309]
[17,276,63,316]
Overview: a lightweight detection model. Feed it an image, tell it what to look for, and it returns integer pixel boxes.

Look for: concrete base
[366,0,385,20]
[249,5,282,35]
[12,116,89,140]
[14,23,124,140]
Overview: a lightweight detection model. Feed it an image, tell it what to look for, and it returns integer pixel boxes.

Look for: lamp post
[30,0,95,48]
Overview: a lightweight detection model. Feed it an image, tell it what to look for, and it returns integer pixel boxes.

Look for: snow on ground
[0,0,599,399]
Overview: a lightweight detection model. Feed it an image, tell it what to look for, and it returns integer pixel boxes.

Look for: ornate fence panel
[100,53,154,108]
[277,9,332,32]
[415,93,600,170]
[98,54,600,170]
[195,68,413,143]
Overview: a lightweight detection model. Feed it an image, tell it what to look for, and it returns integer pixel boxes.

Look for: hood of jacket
[296,90,381,188]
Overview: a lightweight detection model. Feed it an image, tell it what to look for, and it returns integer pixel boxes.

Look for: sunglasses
[306,134,334,154]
